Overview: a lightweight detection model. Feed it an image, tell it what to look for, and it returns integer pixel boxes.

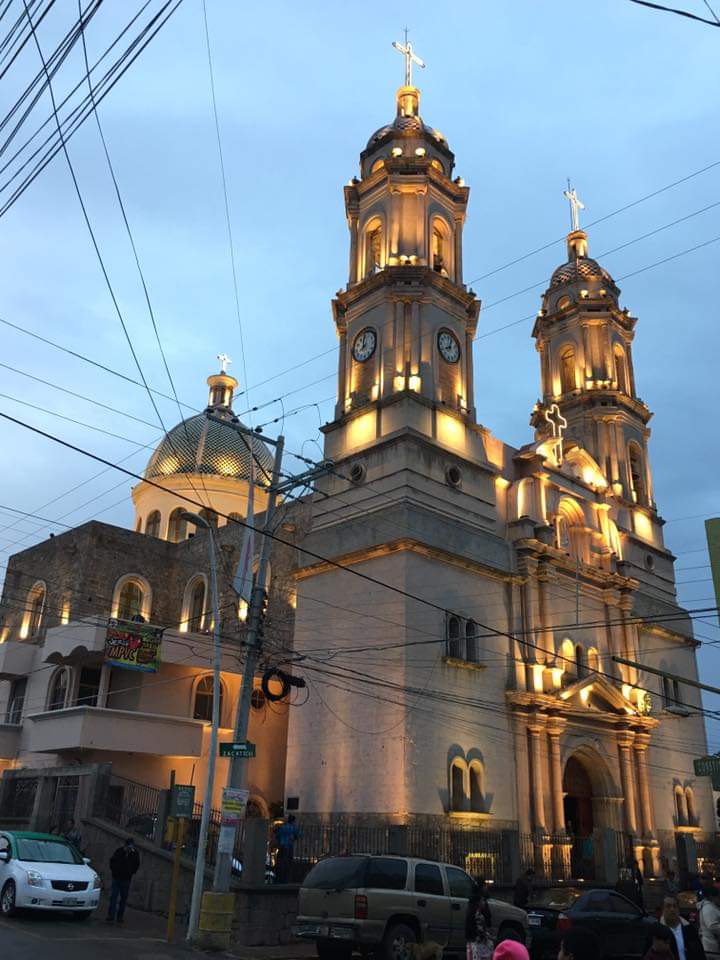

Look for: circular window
[645,554,655,572]
[445,464,462,488]
[349,463,366,484]
[251,688,266,711]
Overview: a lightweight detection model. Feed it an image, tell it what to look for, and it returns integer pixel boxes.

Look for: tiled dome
[145,413,274,482]
[550,257,614,288]
[366,115,447,150]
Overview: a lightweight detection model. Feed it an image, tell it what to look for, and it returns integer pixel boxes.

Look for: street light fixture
[182,511,221,943]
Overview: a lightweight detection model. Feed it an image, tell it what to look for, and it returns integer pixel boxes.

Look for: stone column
[617,729,639,835]
[547,720,566,834]
[634,733,655,839]
[528,719,547,833]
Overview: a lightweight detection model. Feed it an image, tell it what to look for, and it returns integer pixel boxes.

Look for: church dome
[366,113,448,151]
[550,256,614,289]
[144,412,273,482]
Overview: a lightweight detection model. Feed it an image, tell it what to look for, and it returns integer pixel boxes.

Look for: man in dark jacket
[106,838,140,924]
[513,868,535,908]
[656,895,706,960]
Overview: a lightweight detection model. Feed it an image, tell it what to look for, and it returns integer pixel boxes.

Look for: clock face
[352,328,377,363]
[438,330,460,364]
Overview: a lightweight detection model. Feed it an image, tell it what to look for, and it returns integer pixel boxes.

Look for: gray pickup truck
[294,854,528,960]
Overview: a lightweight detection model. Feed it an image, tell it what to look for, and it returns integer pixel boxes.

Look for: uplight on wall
[532,663,545,693]
[391,147,403,157]
[394,374,406,392]
[551,667,564,689]
[60,600,70,626]
[238,599,249,622]
[580,686,591,705]
[415,147,426,157]
[408,375,421,392]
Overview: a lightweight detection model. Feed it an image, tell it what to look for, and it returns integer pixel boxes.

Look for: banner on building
[104,619,164,673]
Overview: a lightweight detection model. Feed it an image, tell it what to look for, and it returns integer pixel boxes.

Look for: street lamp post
[182,511,221,943]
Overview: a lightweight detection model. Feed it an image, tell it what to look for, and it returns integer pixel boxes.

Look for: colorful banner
[105,619,164,673]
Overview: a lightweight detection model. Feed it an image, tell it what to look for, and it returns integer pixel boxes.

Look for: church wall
[287,553,411,817]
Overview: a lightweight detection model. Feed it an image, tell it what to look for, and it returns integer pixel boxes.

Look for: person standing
[513,868,535,909]
[659,894,706,960]
[106,837,140,924]
[465,879,493,960]
[274,815,300,884]
[699,887,720,959]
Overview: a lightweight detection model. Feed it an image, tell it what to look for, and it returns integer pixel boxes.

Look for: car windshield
[303,856,368,890]
[530,888,583,910]
[15,838,82,864]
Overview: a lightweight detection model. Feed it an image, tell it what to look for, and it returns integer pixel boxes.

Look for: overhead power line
[628,0,720,25]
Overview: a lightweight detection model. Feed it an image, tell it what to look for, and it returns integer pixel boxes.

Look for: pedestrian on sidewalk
[465,879,493,960]
[699,887,720,959]
[274,815,300,884]
[512,868,534,909]
[106,837,140,924]
[658,893,706,960]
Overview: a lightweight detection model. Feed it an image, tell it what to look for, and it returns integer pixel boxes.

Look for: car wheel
[316,939,353,960]
[0,880,16,917]
[497,922,525,944]
[72,910,93,921]
[382,922,417,960]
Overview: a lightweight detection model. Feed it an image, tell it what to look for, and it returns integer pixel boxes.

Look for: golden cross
[392,32,425,87]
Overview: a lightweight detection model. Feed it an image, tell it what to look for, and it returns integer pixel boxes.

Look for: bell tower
[323,45,480,462]
[530,188,655,510]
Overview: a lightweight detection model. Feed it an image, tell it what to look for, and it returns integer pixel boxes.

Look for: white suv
[0,831,102,919]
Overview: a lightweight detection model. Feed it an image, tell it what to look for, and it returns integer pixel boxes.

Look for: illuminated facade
[286,76,713,879]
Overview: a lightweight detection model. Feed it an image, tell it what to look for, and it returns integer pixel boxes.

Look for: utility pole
[183,513,221,943]
[212,433,285,892]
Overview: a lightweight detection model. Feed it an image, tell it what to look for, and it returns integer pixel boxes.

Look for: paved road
[0,907,193,960]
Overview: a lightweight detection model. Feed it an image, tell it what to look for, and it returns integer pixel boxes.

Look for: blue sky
[0,1,718,735]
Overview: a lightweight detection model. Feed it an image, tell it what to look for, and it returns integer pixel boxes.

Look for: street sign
[219,741,256,758]
[169,783,195,819]
[694,756,720,778]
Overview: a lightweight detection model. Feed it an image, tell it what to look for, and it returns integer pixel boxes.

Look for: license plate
[67,899,85,906]
[528,915,542,927]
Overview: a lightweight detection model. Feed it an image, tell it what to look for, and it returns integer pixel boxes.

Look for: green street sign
[220,741,256,759]
[694,756,720,779]
[170,783,195,819]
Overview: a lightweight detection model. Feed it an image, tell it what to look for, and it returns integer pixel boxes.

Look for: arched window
[48,668,69,711]
[145,510,161,538]
[450,761,465,812]
[193,675,223,724]
[469,762,484,813]
[431,218,451,278]
[628,444,646,504]
[662,675,673,707]
[575,645,586,680]
[447,616,462,659]
[25,583,46,638]
[587,648,599,674]
[167,508,187,543]
[370,158,385,175]
[675,786,688,826]
[555,515,570,553]
[560,638,576,677]
[365,219,383,277]
[686,787,697,825]
[466,620,478,663]
[115,577,147,622]
[559,345,577,393]
[187,578,207,631]
[614,344,629,393]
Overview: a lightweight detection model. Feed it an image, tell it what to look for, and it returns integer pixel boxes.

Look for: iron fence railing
[93,773,163,840]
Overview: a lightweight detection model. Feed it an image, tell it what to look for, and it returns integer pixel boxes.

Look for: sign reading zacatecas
[105,619,164,673]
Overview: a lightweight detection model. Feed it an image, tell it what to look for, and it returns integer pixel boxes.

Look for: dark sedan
[527,887,657,960]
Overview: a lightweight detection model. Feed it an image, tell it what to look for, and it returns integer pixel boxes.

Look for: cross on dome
[563,179,585,233]
[392,29,425,87]
[217,353,232,373]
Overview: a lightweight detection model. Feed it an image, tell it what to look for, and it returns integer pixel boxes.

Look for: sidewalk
[224,944,316,960]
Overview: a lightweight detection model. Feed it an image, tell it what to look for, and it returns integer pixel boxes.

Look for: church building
[0,47,714,881]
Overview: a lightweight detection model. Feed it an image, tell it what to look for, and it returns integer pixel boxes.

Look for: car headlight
[92,873,102,889]
[25,870,45,887]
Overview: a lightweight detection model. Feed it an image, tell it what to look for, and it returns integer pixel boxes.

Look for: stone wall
[81,817,299,945]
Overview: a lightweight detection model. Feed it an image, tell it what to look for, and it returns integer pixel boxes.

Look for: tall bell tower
[323,43,481,463]
[530,188,655,511]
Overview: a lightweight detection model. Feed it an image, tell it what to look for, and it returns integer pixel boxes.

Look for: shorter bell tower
[531,188,655,511]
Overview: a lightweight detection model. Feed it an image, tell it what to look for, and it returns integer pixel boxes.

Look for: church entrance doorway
[563,755,595,880]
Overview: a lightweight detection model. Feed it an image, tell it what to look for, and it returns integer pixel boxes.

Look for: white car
[0,830,102,918]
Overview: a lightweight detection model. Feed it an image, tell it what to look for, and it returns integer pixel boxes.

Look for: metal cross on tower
[563,180,585,233]
[392,31,425,87]
[217,353,232,373]
[544,402,568,465]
